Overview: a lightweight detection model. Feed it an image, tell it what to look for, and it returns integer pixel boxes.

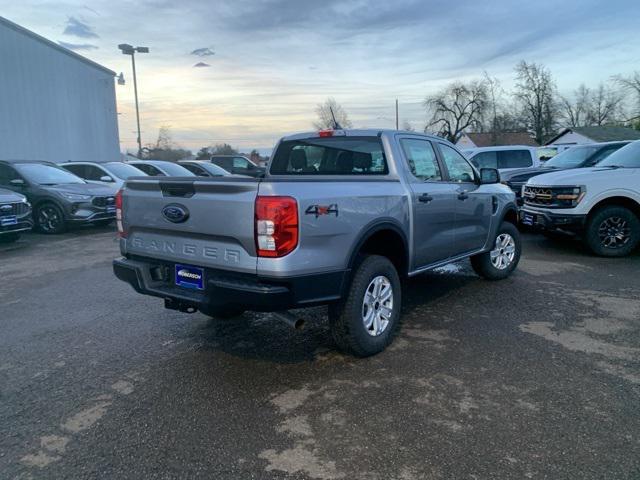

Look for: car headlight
[554,186,586,207]
[60,192,92,201]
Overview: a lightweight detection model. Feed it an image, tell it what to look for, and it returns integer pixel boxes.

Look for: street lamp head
[118,43,134,54]
[135,46,150,53]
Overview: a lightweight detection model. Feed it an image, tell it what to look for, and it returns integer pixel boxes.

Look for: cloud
[191,47,215,57]
[193,62,211,68]
[63,16,99,38]
[58,41,99,51]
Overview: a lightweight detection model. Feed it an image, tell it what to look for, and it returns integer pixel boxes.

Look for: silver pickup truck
[113,129,521,356]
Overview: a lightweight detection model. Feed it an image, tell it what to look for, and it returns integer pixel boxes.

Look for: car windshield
[105,162,147,179]
[598,141,640,168]
[543,146,600,168]
[15,163,85,185]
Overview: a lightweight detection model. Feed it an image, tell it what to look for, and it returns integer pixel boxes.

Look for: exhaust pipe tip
[272,311,305,331]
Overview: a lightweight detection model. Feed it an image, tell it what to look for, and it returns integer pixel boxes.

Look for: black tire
[199,305,245,319]
[35,203,66,234]
[0,232,21,243]
[93,219,113,227]
[471,221,521,281]
[328,254,401,357]
[585,205,640,257]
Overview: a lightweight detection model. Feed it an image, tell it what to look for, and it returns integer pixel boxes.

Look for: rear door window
[471,151,498,169]
[84,165,109,181]
[270,137,388,175]
[134,164,164,176]
[498,150,532,168]
[182,164,208,176]
[62,164,87,178]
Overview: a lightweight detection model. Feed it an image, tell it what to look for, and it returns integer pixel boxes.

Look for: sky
[3,0,640,154]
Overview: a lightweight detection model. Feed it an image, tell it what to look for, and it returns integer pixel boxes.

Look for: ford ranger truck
[521,139,640,257]
[113,129,521,356]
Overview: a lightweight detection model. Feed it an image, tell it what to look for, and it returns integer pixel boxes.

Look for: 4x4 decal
[305,204,339,218]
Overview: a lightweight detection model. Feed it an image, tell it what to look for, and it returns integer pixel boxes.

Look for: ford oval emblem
[162,204,189,223]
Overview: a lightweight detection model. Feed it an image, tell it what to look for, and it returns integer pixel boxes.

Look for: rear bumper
[113,256,347,312]
[520,207,586,234]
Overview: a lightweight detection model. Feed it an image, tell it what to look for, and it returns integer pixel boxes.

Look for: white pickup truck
[521,140,640,257]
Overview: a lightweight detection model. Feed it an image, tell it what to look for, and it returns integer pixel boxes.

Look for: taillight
[255,196,298,257]
[115,189,127,238]
[318,129,334,137]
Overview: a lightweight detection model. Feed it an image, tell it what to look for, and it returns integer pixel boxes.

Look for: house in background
[456,132,538,149]
[0,16,119,163]
[545,126,640,147]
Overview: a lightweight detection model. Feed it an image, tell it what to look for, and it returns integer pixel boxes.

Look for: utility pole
[118,44,149,158]
[395,99,399,130]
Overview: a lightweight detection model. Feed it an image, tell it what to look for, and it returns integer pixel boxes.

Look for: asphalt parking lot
[1,229,639,479]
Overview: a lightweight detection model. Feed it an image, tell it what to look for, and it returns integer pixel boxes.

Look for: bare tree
[587,83,624,126]
[144,126,191,161]
[560,84,590,127]
[616,72,640,107]
[513,61,558,144]
[314,98,353,129]
[402,120,415,132]
[424,80,488,143]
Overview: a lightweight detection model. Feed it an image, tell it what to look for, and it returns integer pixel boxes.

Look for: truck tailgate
[121,177,259,274]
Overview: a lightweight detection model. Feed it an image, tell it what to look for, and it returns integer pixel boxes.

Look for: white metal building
[0,16,119,163]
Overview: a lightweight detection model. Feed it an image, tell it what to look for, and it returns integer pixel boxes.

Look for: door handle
[418,193,433,203]
[458,191,469,201]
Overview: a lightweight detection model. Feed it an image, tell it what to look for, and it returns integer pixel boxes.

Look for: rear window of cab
[270,137,388,175]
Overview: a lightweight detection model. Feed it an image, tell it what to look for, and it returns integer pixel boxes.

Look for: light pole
[118,44,149,158]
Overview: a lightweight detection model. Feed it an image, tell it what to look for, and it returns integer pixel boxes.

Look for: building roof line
[0,15,116,76]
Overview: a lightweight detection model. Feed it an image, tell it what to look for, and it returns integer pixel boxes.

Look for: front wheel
[471,221,521,280]
[585,206,640,257]
[328,255,401,357]
[35,203,66,234]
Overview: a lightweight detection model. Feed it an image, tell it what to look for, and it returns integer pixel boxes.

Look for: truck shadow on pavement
[189,266,477,364]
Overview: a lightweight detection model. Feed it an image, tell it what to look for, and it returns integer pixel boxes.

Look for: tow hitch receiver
[164,298,197,313]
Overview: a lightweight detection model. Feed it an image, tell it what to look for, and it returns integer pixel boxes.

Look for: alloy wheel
[598,217,630,249]
[361,275,393,337]
[490,233,516,270]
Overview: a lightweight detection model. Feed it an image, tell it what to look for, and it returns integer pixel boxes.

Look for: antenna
[329,106,342,130]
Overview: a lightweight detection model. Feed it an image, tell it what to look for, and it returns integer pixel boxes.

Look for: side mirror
[100,175,114,182]
[10,179,25,187]
[479,168,500,185]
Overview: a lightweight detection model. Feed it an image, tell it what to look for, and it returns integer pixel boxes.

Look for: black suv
[0,161,117,234]
[210,155,265,177]
[501,141,630,206]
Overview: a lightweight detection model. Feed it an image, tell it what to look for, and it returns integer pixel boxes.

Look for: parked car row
[0,157,249,242]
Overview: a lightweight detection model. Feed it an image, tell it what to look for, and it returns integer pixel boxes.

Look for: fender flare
[345,218,410,274]
[500,202,518,224]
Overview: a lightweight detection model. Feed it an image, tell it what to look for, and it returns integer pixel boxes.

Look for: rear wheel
[471,221,521,280]
[328,254,401,357]
[199,305,245,319]
[585,206,639,257]
[35,203,66,234]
